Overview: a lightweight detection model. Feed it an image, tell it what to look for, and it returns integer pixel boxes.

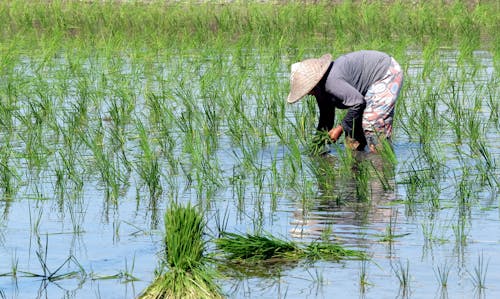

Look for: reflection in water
[290,150,398,243]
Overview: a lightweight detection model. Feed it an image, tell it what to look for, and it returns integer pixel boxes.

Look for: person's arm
[326,79,365,138]
[315,95,335,132]
[342,103,366,138]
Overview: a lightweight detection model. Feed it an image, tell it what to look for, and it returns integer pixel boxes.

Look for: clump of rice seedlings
[135,118,162,201]
[215,231,366,264]
[393,259,411,297]
[83,121,125,203]
[378,211,409,243]
[452,215,469,246]
[469,253,489,291]
[354,159,371,202]
[140,202,223,299]
[308,154,338,199]
[421,219,448,245]
[307,130,331,156]
[0,146,18,198]
[359,259,371,293]
[304,241,366,261]
[18,235,86,283]
[90,256,139,283]
[434,261,451,289]
[377,137,397,167]
[216,232,297,261]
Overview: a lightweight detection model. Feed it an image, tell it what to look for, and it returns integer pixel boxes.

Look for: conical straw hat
[286,54,332,103]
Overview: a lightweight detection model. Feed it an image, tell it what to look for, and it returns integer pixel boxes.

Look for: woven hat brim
[286,54,332,104]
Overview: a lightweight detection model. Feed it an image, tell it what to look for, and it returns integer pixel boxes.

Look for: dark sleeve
[315,96,335,132]
[325,78,366,137]
[342,102,366,137]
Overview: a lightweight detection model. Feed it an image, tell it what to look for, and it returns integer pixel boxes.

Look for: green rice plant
[378,210,409,243]
[354,159,371,202]
[369,160,394,192]
[377,137,397,167]
[393,259,411,297]
[0,146,18,198]
[485,80,499,125]
[0,0,496,52]
[469,253,489,291]
[421,219,448,245]
[452,215,469,246]
[308,154,338,199]
[215,231,366,263]
[83,121,125,203]
[216,232,297,261]
[307,131,331,156]
[145,92,179,174]
[359,259,372,293]
[140,267,223,299]
[434,261,451,288]
[455,168,476,215]
[140,202,223,299]
[163,202,205,269]
[19,235,86,283]
[0,251,19,280]
[399,155,444,207]
[135,118,162,200]
[54,148,84,194]
[304,242,366,261]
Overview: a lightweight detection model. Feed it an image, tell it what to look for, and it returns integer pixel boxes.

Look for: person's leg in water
[345,117,367,151]
[362,57,404,153]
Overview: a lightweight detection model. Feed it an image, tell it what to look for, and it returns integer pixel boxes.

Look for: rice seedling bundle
[140,202,223,299]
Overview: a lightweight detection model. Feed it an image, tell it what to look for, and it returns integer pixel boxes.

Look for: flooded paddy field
[0,1,498,298]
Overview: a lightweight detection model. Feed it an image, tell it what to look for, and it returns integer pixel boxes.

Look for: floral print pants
[362,57,404,146]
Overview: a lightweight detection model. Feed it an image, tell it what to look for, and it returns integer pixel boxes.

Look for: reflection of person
[290,153,397,239]
[287,50,403,153]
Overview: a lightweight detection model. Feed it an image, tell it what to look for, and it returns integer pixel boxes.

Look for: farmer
[286,50,403,153]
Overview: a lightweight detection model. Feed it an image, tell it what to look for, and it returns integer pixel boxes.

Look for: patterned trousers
[362,57,404,146]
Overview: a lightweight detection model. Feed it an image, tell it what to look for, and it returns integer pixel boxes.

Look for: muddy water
[0,50,498,298]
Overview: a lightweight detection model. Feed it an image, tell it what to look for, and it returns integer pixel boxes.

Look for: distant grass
[0,0,497,53]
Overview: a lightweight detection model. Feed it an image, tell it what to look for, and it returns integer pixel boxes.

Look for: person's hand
[328,125,343,142]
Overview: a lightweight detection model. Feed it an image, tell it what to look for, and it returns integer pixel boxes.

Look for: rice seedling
[91,256,139,283]
[354,159,371,202]
[0,146,18,198]
[359,259,371,293]
[305,241,367,262]
[83,121,125,203]
[17,235,86,283]
[215,231,366,264]
[469,253,489,291]
[434,261,451,289]
[0,251,19,280]
[378,210,409,243]
[135,118,162,201]
[452,215,469,246]
[140,202,223,299]
[216,232,297,261]
[393,259,411,297]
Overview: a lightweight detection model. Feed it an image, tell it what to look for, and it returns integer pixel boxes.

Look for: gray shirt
[316,50,391,141]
